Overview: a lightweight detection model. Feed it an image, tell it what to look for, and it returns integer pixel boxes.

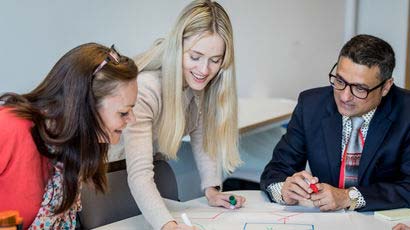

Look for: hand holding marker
[229,195,237,209]
[304,178,318,193]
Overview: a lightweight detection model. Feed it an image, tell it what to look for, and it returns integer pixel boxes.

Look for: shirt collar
[183,86,203,108]
[342,108,377,127]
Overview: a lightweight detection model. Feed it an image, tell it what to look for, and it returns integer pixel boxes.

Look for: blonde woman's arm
[189,113,245,209]
[123,71,174,230]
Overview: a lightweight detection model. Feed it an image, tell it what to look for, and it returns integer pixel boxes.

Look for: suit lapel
[358,88,394,183]
[322,100,343,185]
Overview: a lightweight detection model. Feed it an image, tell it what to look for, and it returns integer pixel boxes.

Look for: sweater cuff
[266,182,286,204]
[200,178,222,192]
[153,213,175,230]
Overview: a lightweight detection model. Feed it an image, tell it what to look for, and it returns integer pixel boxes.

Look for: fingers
[392,223,410,230]
[283,178,348,212]
[310,184,350,211]
[221,194,246,209]
[310,184,326,202]
[298,198,315,207]
[221,194,246,210]
[163,221,198,230]
[310,192,328,210]
[282,171,319,204]
[312,197,338,212]
[231,195,246,208]
[308,184,330,210]
[282,185,310,202]
[293,171,319,193]
[312,198,321,207]
[316,198,335,212]
[176,224,199,230]
[209,194,231,209]
[207,192,246,209]
[298,170,318,184]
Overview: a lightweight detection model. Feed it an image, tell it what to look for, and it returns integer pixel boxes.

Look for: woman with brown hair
[0,43,138,229]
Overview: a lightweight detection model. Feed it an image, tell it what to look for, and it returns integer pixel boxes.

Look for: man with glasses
[260,34,410,212]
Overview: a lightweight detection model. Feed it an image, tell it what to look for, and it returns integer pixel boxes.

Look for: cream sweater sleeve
[124,71,174,230]
[189,110,222,191]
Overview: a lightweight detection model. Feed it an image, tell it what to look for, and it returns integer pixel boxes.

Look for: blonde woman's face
[183,33,225,91]
[98,79,138,144]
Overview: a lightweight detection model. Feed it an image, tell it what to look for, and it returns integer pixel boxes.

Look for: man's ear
[382,78,394,97]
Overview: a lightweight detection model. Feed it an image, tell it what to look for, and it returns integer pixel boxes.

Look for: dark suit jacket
[260,85,410,211]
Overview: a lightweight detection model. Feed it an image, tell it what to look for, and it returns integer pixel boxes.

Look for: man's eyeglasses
[328,63,386,99]
[92,45,121,76]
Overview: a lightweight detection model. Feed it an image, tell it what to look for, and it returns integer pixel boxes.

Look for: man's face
[333,57,393,117]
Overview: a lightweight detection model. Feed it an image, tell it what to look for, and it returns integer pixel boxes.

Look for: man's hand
[310,183,350,211]
[281,170,318,205]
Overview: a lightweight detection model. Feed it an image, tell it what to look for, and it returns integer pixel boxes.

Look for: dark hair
[338,34,395,81]
[0,43,138,213]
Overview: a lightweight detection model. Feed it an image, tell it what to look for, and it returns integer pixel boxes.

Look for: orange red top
[0,107,50,229]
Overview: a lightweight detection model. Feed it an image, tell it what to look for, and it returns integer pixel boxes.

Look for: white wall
[223,0,345,99]
[356,0,409,87]
[0,0,188,94]
[0,0,346,100]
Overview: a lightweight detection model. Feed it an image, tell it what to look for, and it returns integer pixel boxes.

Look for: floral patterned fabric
[29,163,82,230]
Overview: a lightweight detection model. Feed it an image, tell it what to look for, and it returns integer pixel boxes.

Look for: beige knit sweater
[108,70,221,230]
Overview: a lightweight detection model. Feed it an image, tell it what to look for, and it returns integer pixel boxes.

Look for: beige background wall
[0,0,408,99]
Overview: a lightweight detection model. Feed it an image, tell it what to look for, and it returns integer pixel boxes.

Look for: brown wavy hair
[0,43,138,213]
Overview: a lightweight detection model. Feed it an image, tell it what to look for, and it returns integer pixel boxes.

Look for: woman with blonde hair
[112,0,244,229]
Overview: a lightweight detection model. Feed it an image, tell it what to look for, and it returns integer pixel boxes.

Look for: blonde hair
[136,0,241,173]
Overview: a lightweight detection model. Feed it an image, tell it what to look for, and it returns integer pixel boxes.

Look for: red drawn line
[188,210,304,223]
[211,211,225,219]
[277,212,303,224]
[189,211,226,220]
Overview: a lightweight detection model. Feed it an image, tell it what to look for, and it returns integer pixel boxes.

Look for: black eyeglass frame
[92,44,121,76]
[328,63,386,99]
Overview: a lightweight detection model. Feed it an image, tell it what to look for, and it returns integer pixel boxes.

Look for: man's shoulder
[390,85,410,116]
[392,85,410,100]
[299,86,333,98]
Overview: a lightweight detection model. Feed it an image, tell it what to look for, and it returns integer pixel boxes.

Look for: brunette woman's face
[98,79,138,144]
[183,33,225,91]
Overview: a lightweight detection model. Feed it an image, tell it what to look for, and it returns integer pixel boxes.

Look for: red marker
[304,179,319,193]
[309,183,319,193]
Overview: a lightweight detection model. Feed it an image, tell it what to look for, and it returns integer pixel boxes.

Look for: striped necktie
[344,116,365,188]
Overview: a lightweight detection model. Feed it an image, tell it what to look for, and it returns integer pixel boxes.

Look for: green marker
[229,195,237,209]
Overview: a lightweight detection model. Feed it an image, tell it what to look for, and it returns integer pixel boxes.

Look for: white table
[94,190,410,230]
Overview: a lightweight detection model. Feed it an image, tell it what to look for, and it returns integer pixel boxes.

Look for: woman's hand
[161,221,198,230]
[393,223,410,230]
[204,187,246,209]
